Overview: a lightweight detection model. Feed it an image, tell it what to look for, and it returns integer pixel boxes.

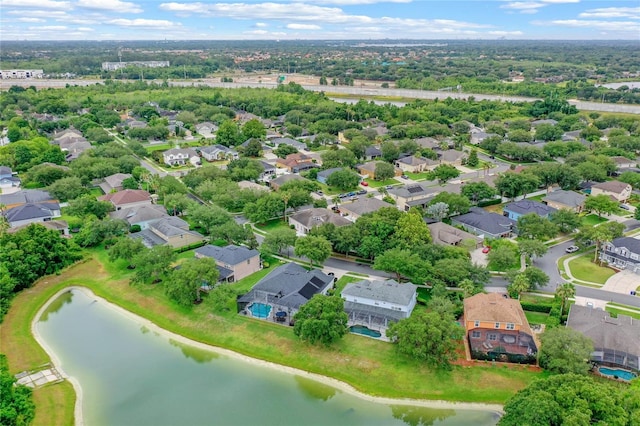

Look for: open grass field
[581,214,609,226]
[567,255,616,284]
[1,253,543,424]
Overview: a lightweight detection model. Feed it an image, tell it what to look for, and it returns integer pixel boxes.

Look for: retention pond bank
[35,288,502,425]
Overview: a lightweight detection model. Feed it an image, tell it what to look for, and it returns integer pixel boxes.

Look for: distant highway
[3,78,640,115]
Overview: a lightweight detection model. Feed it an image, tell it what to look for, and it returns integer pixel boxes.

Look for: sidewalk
[561,254,604,287]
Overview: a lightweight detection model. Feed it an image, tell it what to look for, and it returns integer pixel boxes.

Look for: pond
[36,289,501,426]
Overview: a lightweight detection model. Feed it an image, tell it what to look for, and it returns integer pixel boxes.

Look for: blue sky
[1,0,638,40]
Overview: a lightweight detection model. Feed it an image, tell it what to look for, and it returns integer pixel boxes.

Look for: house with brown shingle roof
[288,207,351,235]
[590,180,632,203]
[357,161,402,179]
[395,155,438,173]
[463,293,537,362]
[99,173,132,194]
[275,153,317,173]
[99,189,153,211]
[427,222,482,249]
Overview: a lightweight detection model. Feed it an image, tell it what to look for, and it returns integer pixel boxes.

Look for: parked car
[482,246,491,254]
[385,185,394,190]
[401,174,409,179]
[565,245,579,253]
[347,192,356,197]
[360,181,369,186]
[357,189,367,195]
[620,204,630,210]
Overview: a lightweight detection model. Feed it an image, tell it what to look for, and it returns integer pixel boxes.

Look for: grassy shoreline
[1,254,542,425]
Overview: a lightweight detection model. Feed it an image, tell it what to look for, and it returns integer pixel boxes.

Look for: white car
[565,245,579,253]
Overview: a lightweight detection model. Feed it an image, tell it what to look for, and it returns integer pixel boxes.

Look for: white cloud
[308,0,411,4]
[108,18,182,28]
[579,7,640,20]
[7,9,70,18]
[534,19,640,33]
[77,26,94,31]
[76,0,143,13]
[287,23,321,30]
[255,22,268,27]
[500,2,546,10]
[29,25,68,30]
[2,0,70,9]
[16,17,45,22]
[541,0,579,3]
[489,30,524,36]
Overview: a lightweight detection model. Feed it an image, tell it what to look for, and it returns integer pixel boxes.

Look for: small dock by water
[15,363,64,388]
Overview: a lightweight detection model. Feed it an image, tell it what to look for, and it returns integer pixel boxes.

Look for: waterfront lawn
[567,255,616,284]
[1,255,543,424]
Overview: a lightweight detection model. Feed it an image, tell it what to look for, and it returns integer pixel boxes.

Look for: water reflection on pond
[37,289,500,426]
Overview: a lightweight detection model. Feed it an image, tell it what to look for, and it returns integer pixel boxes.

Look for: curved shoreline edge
[32,286,504,426]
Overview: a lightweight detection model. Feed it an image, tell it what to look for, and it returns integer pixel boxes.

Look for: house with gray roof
[339,197,393,221]
[110,204,168,229]
[542,190,587,213]
[600,237,640,274]
[0,189,56,209]
[237,263,333,321]
[316,167,343,184]
[162,148,199,167]
[130,216,204,249]
[99,173,132,194]
[3,202,61,228]
[268,174,306,190]
[271,137,307,151]
[591,180,632,203]
[395,155,438,173]
[195,244,261,282]
[503,199,557,220]
[567,304,640,371]
[200,144,239,162]
[388,183,432,211]
[195,122,217,138]
[288,207,351,235]
[364,146,382,161]
[531,119,558,127]
[428,222,483,249]
[451,207,516,239]
[342,279,417,331]
[0,166,20,192]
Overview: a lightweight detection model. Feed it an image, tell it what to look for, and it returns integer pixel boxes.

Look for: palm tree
[508,274,530,300]
[281,191,291,223]
[555,282,576,319]
[459,279,476,298]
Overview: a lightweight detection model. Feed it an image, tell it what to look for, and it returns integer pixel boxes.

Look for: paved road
[5,78,640,115]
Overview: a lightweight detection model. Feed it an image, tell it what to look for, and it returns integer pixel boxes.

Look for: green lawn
[334,275,362,295]
[145,143,173,152]
[567,254,616,284]
[405,171,433,181]
[363,178,398,188]
[0,254,542,425]
[254,218,292,234]
[524,311,551,326]
[229,260,283,294]
[581,214,609,226]
[605,307,640,320]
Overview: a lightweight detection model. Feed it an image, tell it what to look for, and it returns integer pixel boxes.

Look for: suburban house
[470,131,499,145]
[52,128,83,144]
[600,237,640,274]
[195,122,218,138]
[542,190,586,213]
[162,148,199,167]
[258,160,277,180]
[339,197,393,221]
[316,167,343,184]
[7,220,69,236]
[439,149,465,166]
[611,156,637,169]
[388,184,432,211]
[237,181,269,192]
[130,216,204,249]
[342,279,417,331]
[357,161,402,179]
[503,200,557,220]
[99,189,153,211]
[464,293,538,363]
[364,146,382,161]
[59,138,93,161]
[268,174,306,191]
[237,262,333,322]
[0,166,21,193]
[195,244,261,282]
[451,207,517,239]
[590,181,632,203]
[414,137,442,150]
[567,305,639,372]
[531,119,558,127]
[271,137,307,151]
[395,155,438,173]
[0,189,57,209]
[99,173,132,194]
[110,204,168,229]
[288,207,351,235]
[200,145,239,162]
[275,153,317,173]
[3,202,61,228]
[427,222,483,249]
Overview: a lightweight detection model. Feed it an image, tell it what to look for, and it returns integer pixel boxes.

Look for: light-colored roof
[110,204,168,224]
[196,244,260,265]
[427,222,481,246]
[289,208,351,229]
[342,279,416,306]
[542,190,586,208]
[0,189,55,207]
[102,173,132,191]
[504,200,556,216]
[99,189,152,206]
[389,183,429,199]
[592,180,631,194]
[340,197,392,216]
[6,219,68,234]
[237,181,269,191]
[464,293,532,335]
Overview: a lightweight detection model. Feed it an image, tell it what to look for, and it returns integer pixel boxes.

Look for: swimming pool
[598,367,637,381]
[349,325,382,338]
[249,303,272,319]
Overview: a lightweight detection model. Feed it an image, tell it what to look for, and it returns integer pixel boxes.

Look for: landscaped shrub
[478,197,502,207]
[520,302,553,313]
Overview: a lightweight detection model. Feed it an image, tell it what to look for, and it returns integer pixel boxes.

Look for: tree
[428,192,470,216]
[461,182,496,204]
[320,149,356,169]
[459,278,479,298]
[46,176,88,201]
[636,207,640,221]
[431,164,460,183]
[66,195,114,219]
[294,235,332,267]
[243,194,284,224]
[575,161,607,182]
[517,239,548,263]
[577,222,625,263]
[216,120,242,147]
[374,162,395,181]
[326,169,360,191]
[108,237,145,268]
[555,282,575,319]
[293,294,348,346]
[425,202,449,222]
[394,208,432,248]
[516,213,558,241]
[534,123,563,141]
[507,267,548,291]
[73,218,129,248]
[241,118,266,140]
[488,245,518,271]
[189,204,232,235]
[373,248,431,284]
[508,273,530,299]
[132,245,176,284]
[0,354,35,426]
[584,194,618,218]
[499,374,629,426]
[466,149,479,167]
[242,138,262,157]
[381,141,400,162]
[386,299,464,368]
[549,208,581,233]
[274,144,298,158]
[260,227,298,257]
[165,257,219,306]
[227,158,264,182]
[164,193,194,216]
[495,172,540,200]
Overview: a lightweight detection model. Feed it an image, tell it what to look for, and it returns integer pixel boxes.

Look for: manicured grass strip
[581,214,608,226]
[363,178,398,188]
[524,311,551,326]
[567,255,616,284]
[334,275,362,296]
[605,307,640,320]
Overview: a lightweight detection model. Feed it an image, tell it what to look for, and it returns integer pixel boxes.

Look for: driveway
[601,270,640,295]
[470,247,489,267]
